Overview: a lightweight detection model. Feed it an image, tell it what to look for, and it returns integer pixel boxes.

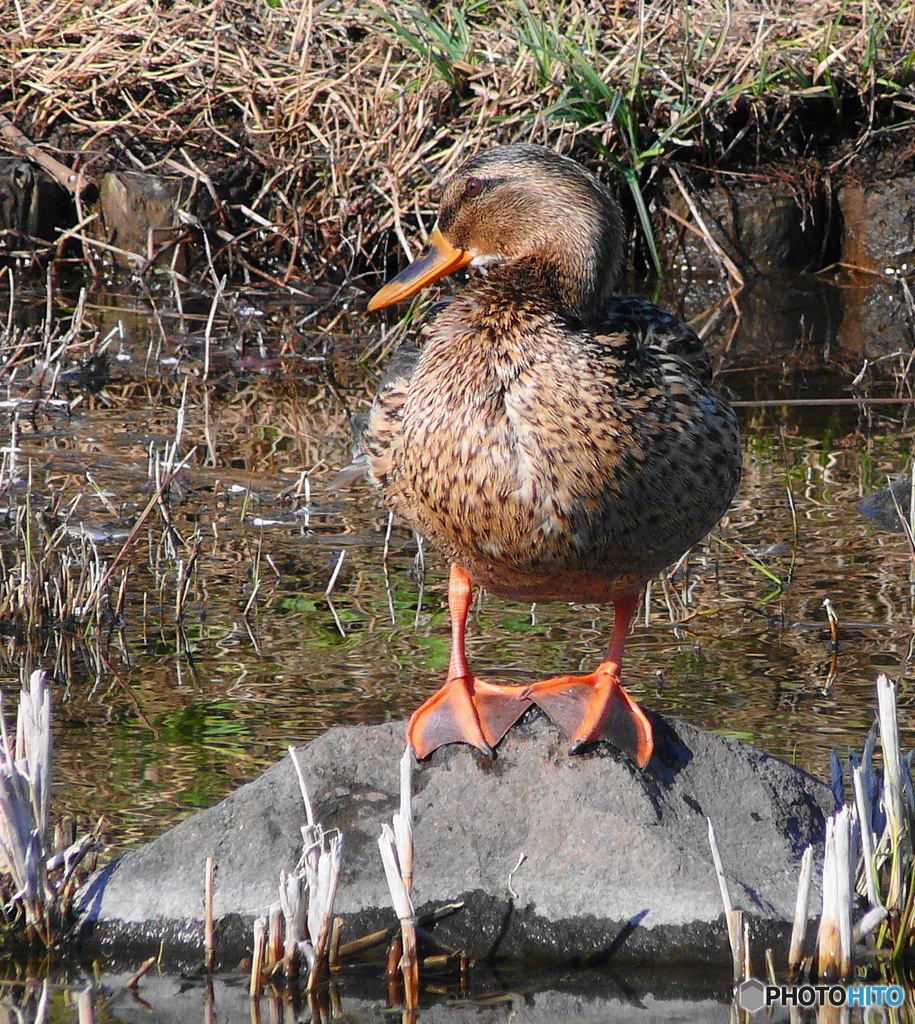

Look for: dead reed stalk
[0,670,99,944]
[379,748,418,1008]
[791,674,915,977]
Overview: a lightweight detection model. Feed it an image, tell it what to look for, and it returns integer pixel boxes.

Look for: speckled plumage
[363,147,741,608]
[356,143,742,763]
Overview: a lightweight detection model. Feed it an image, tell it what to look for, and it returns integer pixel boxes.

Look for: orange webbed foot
[407,676,532,759]
[522,663,654,767]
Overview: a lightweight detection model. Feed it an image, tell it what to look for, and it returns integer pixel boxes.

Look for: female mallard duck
[360,143,741,766]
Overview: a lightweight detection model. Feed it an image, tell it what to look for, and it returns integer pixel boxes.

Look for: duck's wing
[603,296,712,383]
[329,342,422,488]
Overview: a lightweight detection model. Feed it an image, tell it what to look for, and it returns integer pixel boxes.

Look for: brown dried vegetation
[1,0,913,286]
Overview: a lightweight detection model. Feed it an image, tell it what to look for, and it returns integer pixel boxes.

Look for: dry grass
[1,0,913,286]
[0,281,339,690]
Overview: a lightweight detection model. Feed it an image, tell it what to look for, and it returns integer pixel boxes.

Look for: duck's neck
[489,239,620,323]
[510,200,625,322]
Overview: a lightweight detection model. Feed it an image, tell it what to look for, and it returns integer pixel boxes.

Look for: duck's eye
[464,176,483,198]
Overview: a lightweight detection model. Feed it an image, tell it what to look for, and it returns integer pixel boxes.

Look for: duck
[356,143,742,767]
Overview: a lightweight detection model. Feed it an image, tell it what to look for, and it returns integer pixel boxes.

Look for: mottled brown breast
[363,278,741,605]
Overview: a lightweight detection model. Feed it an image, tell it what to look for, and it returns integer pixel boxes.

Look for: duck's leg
[520,592,654,767]
[407,564,532,759]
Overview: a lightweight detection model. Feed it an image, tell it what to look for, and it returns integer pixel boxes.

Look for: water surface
[0,268,913,852]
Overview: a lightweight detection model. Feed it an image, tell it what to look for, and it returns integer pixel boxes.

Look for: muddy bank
[656,171,915,362]
[7,152,915,377]
[1,0,914,289]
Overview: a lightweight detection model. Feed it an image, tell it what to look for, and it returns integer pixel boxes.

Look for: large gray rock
[77,713,835,967]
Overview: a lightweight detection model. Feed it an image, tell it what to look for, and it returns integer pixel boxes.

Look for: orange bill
[368,227,472,311]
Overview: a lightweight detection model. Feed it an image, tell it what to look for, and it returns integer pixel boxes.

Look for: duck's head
[368,143,625,321]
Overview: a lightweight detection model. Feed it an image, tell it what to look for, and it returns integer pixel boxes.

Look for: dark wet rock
[646,174,915,366]
[77,713,835,967]
[858,476,913,532]
[838,179,915,274]
[835,275,914,359]
[0,156,75,242]
[657,177,839,276]
[834,178,915,358]
[96,170,189,270]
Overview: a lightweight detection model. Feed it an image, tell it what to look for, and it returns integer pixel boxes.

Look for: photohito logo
[738,979,905,1013]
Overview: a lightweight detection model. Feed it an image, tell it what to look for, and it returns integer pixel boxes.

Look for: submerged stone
[77,712,835,966]
[858,476,913,533]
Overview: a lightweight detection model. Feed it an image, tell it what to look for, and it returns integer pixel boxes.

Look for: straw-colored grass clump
[1,0,913,283]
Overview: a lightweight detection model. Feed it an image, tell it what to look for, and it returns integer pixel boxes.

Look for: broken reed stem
[877,674,905,835]
[204,978,215,1024]
[385,932,403,990]
[336,925,395,959]
[742,915,752,983]
[125,957,157,990]
[393,747,418,1004]
[379,823,419,1009]
[288,746,315,827]
[765,947,777,986]
[280,870,304,980]
[250,917,266,998]
[853,905,888,944]
[851,765,881,910]
[730,908,747,983]
[306,834,343,987]
[395,747,414,894]
[401,925,419,1011]
[204,856,216,971]
[816,807,853,981]
[876,673,909,912]
[706,817,739,978]
[34,980,49,1023]
[268,903,283,965]
[788,845,814,978]
[76,987,94,1024]
[329,915,343,970]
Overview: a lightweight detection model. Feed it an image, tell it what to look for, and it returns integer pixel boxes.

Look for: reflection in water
[0,270,913,852]
[0,965,896,1021]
